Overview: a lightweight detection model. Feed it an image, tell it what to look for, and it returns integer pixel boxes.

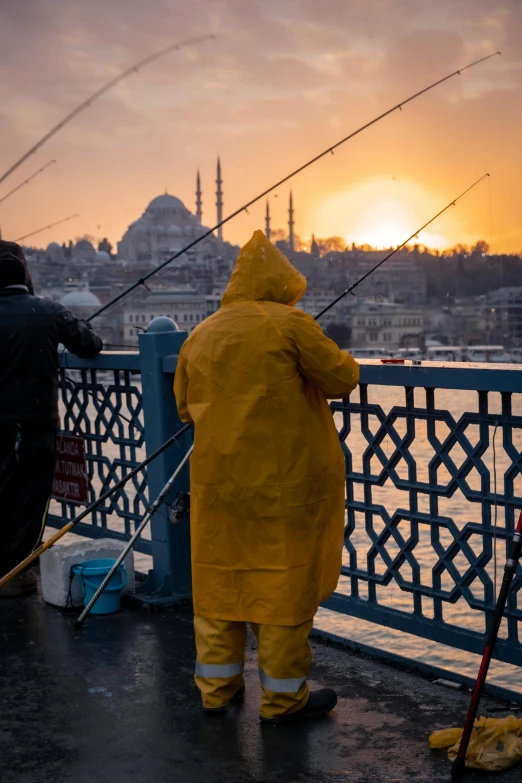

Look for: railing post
[136,317,192,605]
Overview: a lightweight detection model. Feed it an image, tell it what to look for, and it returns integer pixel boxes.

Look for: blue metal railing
[49,335,522,671]
[48,352,150,552]
[48,323,192,602]
[326,360,522,669]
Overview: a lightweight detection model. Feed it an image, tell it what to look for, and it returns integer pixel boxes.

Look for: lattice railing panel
[329,382,522,667]
[47,367,150,554]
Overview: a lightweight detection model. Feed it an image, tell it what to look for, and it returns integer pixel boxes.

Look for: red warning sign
[52,433,89,505]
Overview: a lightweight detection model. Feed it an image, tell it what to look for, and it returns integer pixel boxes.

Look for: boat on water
[347,344,518,363]
[426,346,464,362]
[348,347,393,359]
[464,345,513,363]
[395,347,423,361]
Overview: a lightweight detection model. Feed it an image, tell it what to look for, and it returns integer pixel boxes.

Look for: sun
[307,179,452,250]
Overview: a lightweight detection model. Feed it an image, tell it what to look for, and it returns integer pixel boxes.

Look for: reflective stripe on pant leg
[258,668,306,693]
[194,615,247,709]
[252,618,313,719]
[195,660,243,679]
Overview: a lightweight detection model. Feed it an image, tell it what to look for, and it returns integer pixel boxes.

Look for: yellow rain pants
[194,614,313,719]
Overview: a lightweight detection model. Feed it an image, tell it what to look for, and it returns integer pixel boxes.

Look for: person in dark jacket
[0,245,103,595]
[0,239,34,293]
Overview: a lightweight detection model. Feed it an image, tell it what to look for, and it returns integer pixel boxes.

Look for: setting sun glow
[307,180,458,250]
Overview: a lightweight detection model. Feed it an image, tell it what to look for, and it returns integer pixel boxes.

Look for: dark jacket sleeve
[57,306,103,358]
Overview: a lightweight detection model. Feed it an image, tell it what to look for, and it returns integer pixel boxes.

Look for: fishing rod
[14,213,79,243]
[0,34,215,187]
[86,51,500,323]
[314,173,490,321]
[0,160,56,206]
[451,508,522,778]
[74,444,194,628]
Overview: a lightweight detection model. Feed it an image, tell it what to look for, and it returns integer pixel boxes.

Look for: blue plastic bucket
[71,558,128,615]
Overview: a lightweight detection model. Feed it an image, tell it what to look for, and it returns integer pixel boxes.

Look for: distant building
[485,286,522,345]
[205,286,227,318]
[72,239,96,264]
[117,193,218,267]
[60,287,101,315]
[350,301,424,349]
[296,289,340,325]
[122,288,206,345]
[117,162,235,269]
[348,252,427,305]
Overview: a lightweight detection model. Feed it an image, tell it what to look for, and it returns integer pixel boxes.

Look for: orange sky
[0,0,520,253]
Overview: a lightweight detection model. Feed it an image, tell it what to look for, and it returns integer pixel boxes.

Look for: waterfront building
[122,287,206,344]
[350,300,424,349]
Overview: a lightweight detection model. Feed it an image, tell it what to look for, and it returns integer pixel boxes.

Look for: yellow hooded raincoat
[174,230,359,626]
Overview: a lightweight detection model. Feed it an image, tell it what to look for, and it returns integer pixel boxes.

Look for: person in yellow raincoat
[174,230,359,723]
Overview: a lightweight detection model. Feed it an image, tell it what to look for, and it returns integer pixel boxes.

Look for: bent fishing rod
[314,173,490,320]
[87,51,500,323]
[0,159,56,206]
[15,213,79,243]
[0,34,215,187]
[451,508,522,779]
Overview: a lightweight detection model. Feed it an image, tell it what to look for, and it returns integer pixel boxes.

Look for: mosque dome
[74,239,95,253]
[60,290,101,309]
[73,239,96,262]
[95,250,110,264]
[147,193,185,211]
[46,241,64,262]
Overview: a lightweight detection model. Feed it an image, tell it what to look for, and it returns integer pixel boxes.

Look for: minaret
[195,169,202,223]
[216,156,223,240]
[288,190,295,252]
[265,200,271,240]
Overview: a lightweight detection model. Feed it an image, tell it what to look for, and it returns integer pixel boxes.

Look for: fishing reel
[168,491,190,524]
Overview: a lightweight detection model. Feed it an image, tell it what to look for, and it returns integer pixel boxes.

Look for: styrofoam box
[40,538,135,608]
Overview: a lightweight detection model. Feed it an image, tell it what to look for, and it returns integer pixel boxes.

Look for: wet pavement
[0,590,520,783]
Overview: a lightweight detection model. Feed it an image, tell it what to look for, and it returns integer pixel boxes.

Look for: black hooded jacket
[0,288,103,425]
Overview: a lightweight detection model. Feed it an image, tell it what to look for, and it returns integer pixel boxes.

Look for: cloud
[0,0,519,251]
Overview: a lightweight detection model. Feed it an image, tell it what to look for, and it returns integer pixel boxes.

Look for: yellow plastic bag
[430,715,522,772]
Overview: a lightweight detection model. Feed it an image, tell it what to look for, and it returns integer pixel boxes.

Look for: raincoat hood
[221,230,306,307]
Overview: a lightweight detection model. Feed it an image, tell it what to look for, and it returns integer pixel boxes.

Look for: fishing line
[0,35,216,187]
[488,174,494,257]
[314,174,490,320]
[0,160,56,206]
[15,214,79,243]
[86,51,501,324]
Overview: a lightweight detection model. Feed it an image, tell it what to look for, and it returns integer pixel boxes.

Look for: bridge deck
[0,588,519,783]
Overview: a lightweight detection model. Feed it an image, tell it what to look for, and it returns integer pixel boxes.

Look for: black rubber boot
[203,685,246,714]
[260,688,338,724]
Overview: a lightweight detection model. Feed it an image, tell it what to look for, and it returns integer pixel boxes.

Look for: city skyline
[0,1,520,252]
